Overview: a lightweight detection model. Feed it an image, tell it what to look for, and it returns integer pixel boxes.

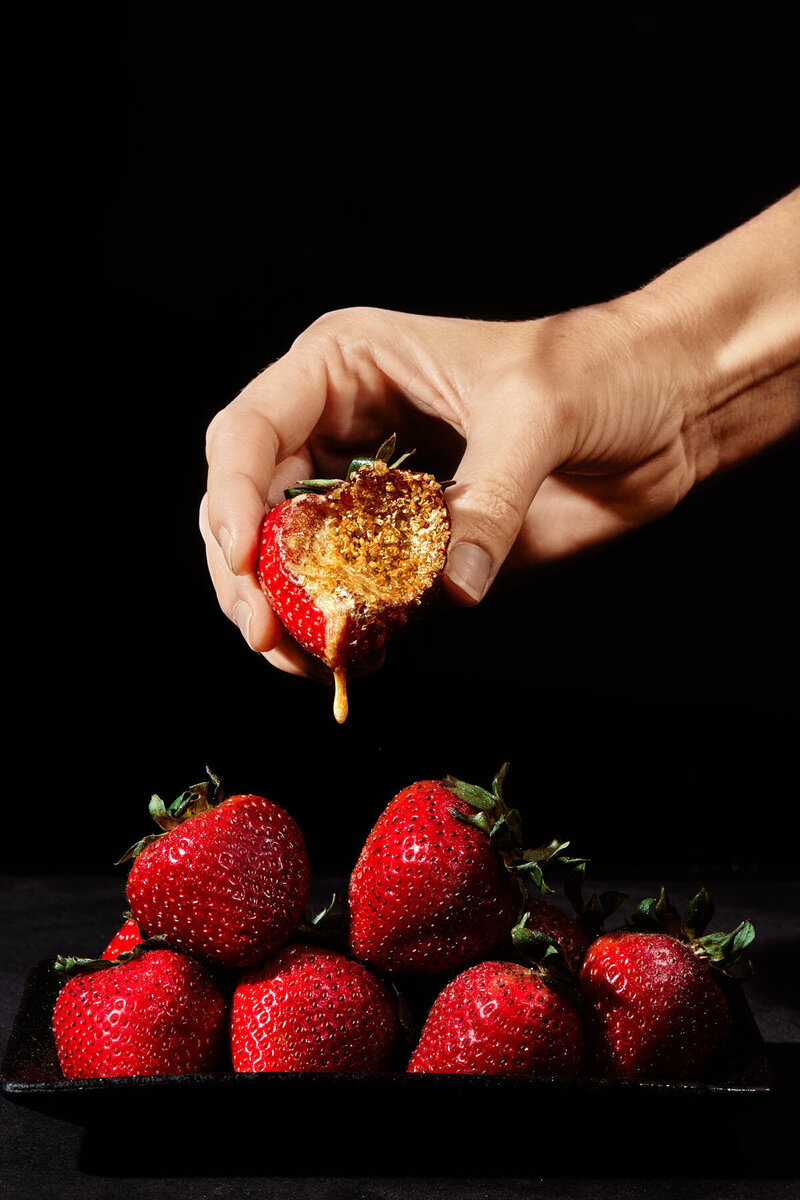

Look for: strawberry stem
[115,767,225,864]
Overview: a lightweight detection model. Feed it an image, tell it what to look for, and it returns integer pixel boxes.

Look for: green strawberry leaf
[683,886,716,941]
[443,777,497,811]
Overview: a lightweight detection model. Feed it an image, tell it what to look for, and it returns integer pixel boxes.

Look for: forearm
[626,188,800,482]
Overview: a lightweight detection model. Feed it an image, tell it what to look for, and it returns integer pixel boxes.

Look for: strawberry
[120,768,310,969]
[52,941,228,1079]
[517,864,629,972]
[256,434,452,722]
[347,764,579,975]
[407,955,583,1075]
[518,898,592,973]
[101,916,143,960]
[578,886,755,1080]
[230,941,398,1072]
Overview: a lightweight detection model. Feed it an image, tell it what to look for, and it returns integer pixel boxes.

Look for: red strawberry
[407,957,583,1075]
[347,764,576,975]
[256,434,452,722]
[578,887,754,1080]
[520,898,592,973]
[52,942,228,1079]
[230,942,398,1072]
[517,869,629,972]
[101,917,143,960]
[121,769,310,969]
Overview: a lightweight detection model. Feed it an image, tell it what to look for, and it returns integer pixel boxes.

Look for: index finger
[205,350,327,576]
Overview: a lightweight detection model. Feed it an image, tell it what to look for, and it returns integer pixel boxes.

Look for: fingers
[205,350,327,576]
[199,492,282,653]
[442,387,557,605]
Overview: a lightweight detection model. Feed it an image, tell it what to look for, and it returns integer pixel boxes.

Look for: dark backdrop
[11,10,798,886]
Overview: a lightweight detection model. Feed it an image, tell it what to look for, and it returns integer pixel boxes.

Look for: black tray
[1,957,777,1175]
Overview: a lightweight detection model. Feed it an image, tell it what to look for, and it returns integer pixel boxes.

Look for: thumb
[443,408,549,604]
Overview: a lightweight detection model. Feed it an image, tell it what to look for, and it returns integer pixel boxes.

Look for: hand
[200,191,800,679]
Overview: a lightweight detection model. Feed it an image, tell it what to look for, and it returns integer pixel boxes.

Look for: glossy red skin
[230,942,398,1073]
[126,794,310,969]
[52,948,228,1079]
[101,918,143,961]
[257,498,334,664]
[407,959,583,1075]
[524,897,591,972]
[579,930,732,1080]
[348,781,523,974]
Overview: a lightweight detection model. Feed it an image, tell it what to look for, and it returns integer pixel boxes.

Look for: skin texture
[407,959,583,1075]
[347,780,523,974]
[579,930,732,1080]
[200,191,800,683]
[230,942,398,1073]
[53,949,228,1079]
[101,918,143,961]
[126,793,311,968]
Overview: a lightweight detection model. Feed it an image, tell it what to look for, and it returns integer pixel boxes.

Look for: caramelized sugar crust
[285,462,451,614]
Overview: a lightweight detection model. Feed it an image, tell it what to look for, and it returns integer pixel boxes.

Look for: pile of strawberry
[51,764,755,1083]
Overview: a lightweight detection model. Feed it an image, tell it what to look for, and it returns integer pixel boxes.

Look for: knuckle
[460,475,529,543]
[291,306,384,360]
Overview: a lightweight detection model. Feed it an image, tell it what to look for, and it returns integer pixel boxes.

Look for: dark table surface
[2,873,798,1199]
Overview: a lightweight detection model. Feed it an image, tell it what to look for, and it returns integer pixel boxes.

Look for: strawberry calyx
[562,860,629,940]
[295,891,349,949]
[444,762,585,895]
[54,935,170,976]
[509,914,579,1000]
[115,767,224,865]
[283,433,455,499]
[628,886,756,977]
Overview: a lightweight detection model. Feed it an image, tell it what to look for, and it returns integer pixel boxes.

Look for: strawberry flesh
[258,460,451,722]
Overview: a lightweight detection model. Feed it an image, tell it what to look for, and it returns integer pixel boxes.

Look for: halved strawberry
[257,435,452,722]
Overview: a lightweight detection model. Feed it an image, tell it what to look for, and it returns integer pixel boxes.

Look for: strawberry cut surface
[257,454,451,722]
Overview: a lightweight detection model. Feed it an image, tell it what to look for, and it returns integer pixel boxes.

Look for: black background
[10,8,798,887]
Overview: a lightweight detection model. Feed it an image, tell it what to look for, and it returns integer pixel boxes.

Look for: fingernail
[232,601,253,647]
[219,526,235,572]
[445,542,493,603]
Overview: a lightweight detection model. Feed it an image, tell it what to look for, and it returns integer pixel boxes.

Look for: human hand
[200,192,800,680]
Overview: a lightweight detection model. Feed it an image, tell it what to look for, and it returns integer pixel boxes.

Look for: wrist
[628,191,800,483]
